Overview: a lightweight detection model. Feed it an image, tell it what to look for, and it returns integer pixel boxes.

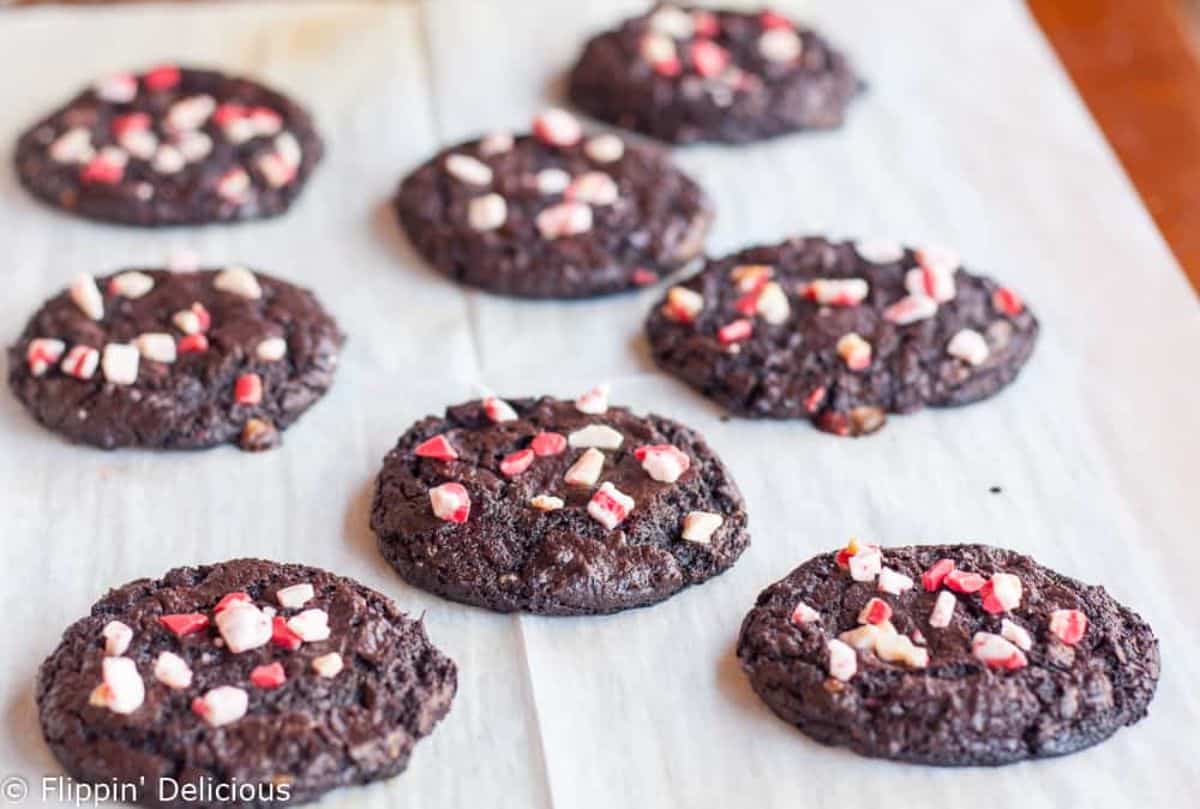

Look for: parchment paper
[0,2,1197,807]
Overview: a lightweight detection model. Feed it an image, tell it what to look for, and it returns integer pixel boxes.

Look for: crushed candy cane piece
[575,383,610,415]
[94,72,137,103]
[536,201,592,239]
[718,319,753,345]
[992,286,1025,316]
[312,652,344,678]
[234,373,263,405]
[848,545,883,582]
[153,651,192,689]
[102,343,139,385]
[214,266,262,299]
[649,4,694,38]
[972,631,1028,670]
[877,567,914,595]
[271,616,302,650]
[584,134,624,163]
[681,511,722,543]
[479,131,514,156]
[759,28,802,62]
[530,494,565,512]
[690,39,730,77]
[215,602,271,653]
[531,432,567,456]
[287,609,331,642]
[69,274,104,320]
[250,662,286,689]
[980,573,1022,614]
[790,601,820,625]
[800,278,869,307]
[947,329,989,366]
[415,434,458,461]
[192,686,248,727]
[756,281,790,324]
[854,241,905,264]
[568,424,623,450]
[641,33,681,76]
[858,597,893,625]
[468,193,507,230]
[836,333,872,370]
[921,558,956,591]
[445,153,494,186]
[1048,609,1088,645]
[102,621,133,656]
[61,345,99,380]
[564,447,605,486]
[945,569,987,594]
[536,168,571,195]
[928,590,957,628]
[587,482,634,529]
[429,482,471,523]
[634,444,691,483]
[662,286,704,323]
[1001,618,1033,651]
[177,334,208,355]
[827,638,857,681]
[159,613,209,637]
[256,337,287,362]
[108,271,154,299]
[883,294,938,325]
[501,449,535,477]
[532,108,582,148]
[26,339,65,377]
[276,583,315,609]
[483,396,518,422]
[97,657,145,714]
[565,171,619,206]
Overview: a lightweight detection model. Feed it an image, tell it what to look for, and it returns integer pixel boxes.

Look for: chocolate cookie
[371,389,748,614]
[38,558,457,807]
[737,541,1160,765]
[568,5,861,144]
[15,65,322,226]
[392,108,712,298]
[8,266,343,451]
[644,236,1038,435]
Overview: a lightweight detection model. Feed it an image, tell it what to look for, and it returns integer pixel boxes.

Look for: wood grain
[1030,0,1200,293]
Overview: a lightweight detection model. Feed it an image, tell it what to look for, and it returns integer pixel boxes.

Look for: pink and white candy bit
[153,651,193,689]
[250,662,286,689]
[587,482,634,529]
[1048,609,1088,645]
[531,432,567,456]
[662,286,703,324]
[972,632,1028,671]
[718,319,753,345]
[108,271,154,299]
[136,332,176,365]
[500,449,535,478]
[634,444,690,483]
[91,656,145,715]
[565,447,605,486]
[947,329,989,366]
[102,621,133,656]
[468,193,507,231]
[69,274,104,321]
[483,396,517,423]
[530,495,564,512]
[681,511,722,543]
[877,568,914,595]
[790,601,820,625]
[584,134,624,164]
[641,33,681,77]
[827,638,857,681]
[102,343,139,386]
[536,201,592,239]
[192,686,248,727]
[215,600,272,653]
[1001,618,1033,651]
[234,373,263,406]
[575,384,610,415]
[26,339,65,376]
[928,590,956,628]
[858,598,892,625]
[836,333,872,370]
[430,482,471,523]
[565,172,619,206]
[415,434,458,461]
[921,558,955,591]
[445,153,493,186]
[908,246,958,303]
[883,294,937,326]
[214,266,262,299]
[287,608,331,642]
[61,345,99,380]
[992,287,1024,316]
[532,109,582,148]
[799,278,869,307]
[980,573,1022,614]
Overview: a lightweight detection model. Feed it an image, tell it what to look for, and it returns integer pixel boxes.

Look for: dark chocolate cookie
[568,4,861,144]
[737,541,1160,765]
[15,65,322,226]
[644,236,1038,435]
[38,558,457,808]
[371,390,748,614]
[392,108,713,298]
[8,266,343,451]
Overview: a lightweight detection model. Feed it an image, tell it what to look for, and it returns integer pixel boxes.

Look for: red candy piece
[430,482,471,524]
[692,10,720,38]
[80,155,124,185]
[690,40,730,78]
[191,303,212,333]
[804,386,827,414]
[250,662,286,689]
[415,434,458,461]
[858,597,892,625]
[631,268,657,287]
[651,54,682,78]
[759,10,794,30]
[1049,609,1088,645]
[717,319,753,345]
[733,291,761,316]
[143,64,181,92]
[111,112,152,138]
[214,592,251,614]
[992,286,1024,316]
[531,432,567,457]
[271,616,302,650]
[921,558,956,592]
[944,569,986,594]
[160,613,209,637]
[235,373,263,406]
[177,334,209,355]
[213,103,249,126]
[500,449,535,478]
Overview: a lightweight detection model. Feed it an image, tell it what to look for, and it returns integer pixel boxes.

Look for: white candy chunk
[567,424,623,450]
[133,332,175,366]
[905,259,957,303]
[277,583,315,609]
[101,343,139,385]
[275,132,302,168]
[839,623,888,650]
[102,621,133,656]
[638,445,690,483]
[587,481,635,529]
[26,338,65,376]
[874,632,925,667]
[287,608,331,642]
[662,286,704,323]
[70,274,104,320]
[445,153,494,186]
[153,651,193,689]
[1001,618,1033,651]
[882,294,938,325]
[176,130,213,162]
[575,383,610,415]
[152,144,185,175]
[985,573,1023,612]
[801,278,869,306]
[877,567,914,595]
[790,600,820,625]
[759,28,802,62]
[94,73,137,103]
[641,31,678,65]
[483,396,518,423]
[972,631,1028,670]
[215,602,271,653]
[216,168,250,202]
[530,494,565,512]
[312,652,344,678]
[256,337,288,362]
[649,4,694,38]
[827,638,857,681]
[110,271,154,299]
[535,169,570,197]
[848,546,882,582]
[166,94,216,131]
[533,108,583,147]
[119,129,158,161]
[536,201,593,239]
[928,590,957,628]
[584,134,624,163]
[854,241,905,264]
[193,686,248,727]
[836,332,872,370]
[173,309,203,335]
[478,131,514,156]
[756,281,791,324]
[100,657,145,714]
[49,128,95,164]
[257,152,295,188]
[468,193,507,231]
[681,511,723,543]
[566,172,619,206]
[214,266,262,299]
[250,108,283,137]
[947,329,989,366]
[564,447,605,486]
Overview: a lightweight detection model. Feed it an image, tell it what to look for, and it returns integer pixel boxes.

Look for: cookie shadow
[6,665,58,775]
[368,198,452,289]
[715,639,772,720]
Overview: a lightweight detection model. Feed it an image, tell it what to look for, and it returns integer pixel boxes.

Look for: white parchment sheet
[0,1,1197,807]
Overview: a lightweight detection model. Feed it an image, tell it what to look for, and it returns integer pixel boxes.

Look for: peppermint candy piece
[177,334,209,355]
[153,651,193,689]
[718,319,753,345]
[836,332,872,371]
[947,329,989,366]
[287,608,331,642]
[827,638,857,682]
[681,511,723,543]
[875,633,929,668]
[634,444,690,483]
[1001,618,1033,651]
[587,482,635,529]
[564,447,605,486]
[565,172,619,206]
[177,130,214,162]
[276,583,315,609]
[854,241,905,264]
[479,131,514,157]
[69,274,104,320]
[972,631,1028,671]
[575,384,610,415]
[94,72,137,103]
[568,424,623,450]
[256,337,288,362]
[908,247,958,302]
[275,132,302,168]
[1048,609,1088,645]
[143,64,182,92]
[166,94,217,132]
[257,152,297,188]
[446,153,494,186]
[430,482,471,523]
[536,168,571,195]
[153,145,186,175]
[271,616,303,650]
[81,147,128,185]
[192,686,248,727]
[882,294,937,325]
[992,286,1025,316]
[730,264,773,293]
[531,432,567,456]
[483,396,518,423]
[214,266,262,299]
[93,657,145,715]
[877,567,914,595]
[468,193,507,231]
[640,33,681,77]
[799,278,869,307]
[756,281,790,324]
[530,494,565,512]
[500,449,535,478]
[49,128,95,164]
[173,302,211,335]
[234,373,263,406]
[790,601,820,625]
[61,345,100,380]
[584,134,624,163]
[216,167,251,203]
[858,597,892,625]
[313,652,344,678]
[415,434,459,460]
[215,601,272,653]
[250,662,286,689]
[980,573,1022,614]
[693,10,720,38]
[944,569,986,594]
[662,286,704,324]
[26,339,65,377]
[921,558,956,591]
[536,201,592,239]
[759,28,803,63]
[102,621,133,656]
[848,544,882,582]
[108,271,155,299]
[159,613,209,637]
[648,4,694,38]
[102,343,139,385]
[928,590,957,628]
[532,108,582,148]
[690,40,730,78]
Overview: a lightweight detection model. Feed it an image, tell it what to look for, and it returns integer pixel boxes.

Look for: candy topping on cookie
[584,134,624,163]
[662,286,704,323]
[790,601,820,625]
[102,621,133,656]
[26,339,65,377]
[681,511,722,543]
[568,424,624,449]
[575,384,610,415]
[531,432,567,456]
[800,278,869,307]
[972,632,1028,671]
[944,569,987,594]
[501,449,535,477]
[159,613,209,637]
[530,494,565,512]
[312,653,344,678]
[250,662,286,689]
[993,286,1025,316]
[858,597,892,625]
[286,608,330,643]
[429,482,471,523]
[536,201,593,239]
[214,266,262,299]
[234,373,263,405]
[532,108,582,148]
[587,482,635,529]
[271,616,303,650]
[415,434,459,461]
[102,343,139,385]
[153,651,193,689]
[483,396,517,423]
[980,573,1022,614]
[854,241,905,264]
[61,346,99,379]
[214,601,272,653]
[635,444,691,483]
[564,447,605,486]
[1001,618,1033,651]
[1049,609,1088,645]
[256,336,287,362]
[108,271,155,299]
[718,319,753,345]
[928,590,957,628]
[191,686,248,727]
[275,583,314,609]
[468,193,507,231]
[69,274,104,321]
[91,657,145,714]
[177,334,209,355]
[947,329,989,366]
[877,567,914,595]
[836,333,872,370]
[565,172,619,206]
[479,131,514,156]
[921,558,955,591]
[445,153,493,186]
[826,639,857,681]
[883,294,938,325]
